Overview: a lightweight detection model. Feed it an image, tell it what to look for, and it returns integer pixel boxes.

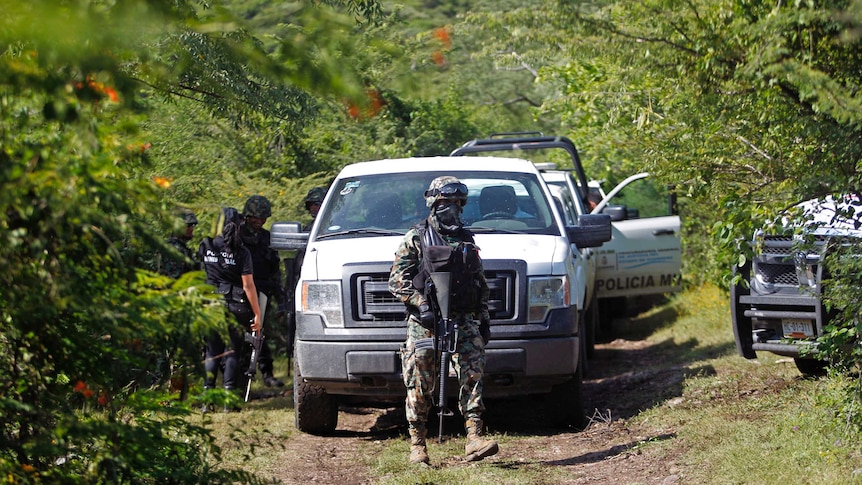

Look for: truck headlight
[301,280,344,327]
[528,276,569,323]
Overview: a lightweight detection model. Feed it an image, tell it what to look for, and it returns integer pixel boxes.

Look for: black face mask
[240,222,259,246]
[433,201,464,231]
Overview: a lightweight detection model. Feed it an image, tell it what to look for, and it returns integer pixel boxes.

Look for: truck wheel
[547,366,586,430]
[731,260,756,359]
[793,358,828,378]
[293,359,338,435]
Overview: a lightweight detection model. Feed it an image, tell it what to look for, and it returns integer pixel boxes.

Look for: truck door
[548,184,594,310]
[592,173,682,298]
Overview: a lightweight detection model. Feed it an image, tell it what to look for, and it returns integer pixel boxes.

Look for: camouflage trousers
[400,313,486,427]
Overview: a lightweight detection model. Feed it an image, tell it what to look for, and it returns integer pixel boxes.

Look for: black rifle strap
[415,220,476,277]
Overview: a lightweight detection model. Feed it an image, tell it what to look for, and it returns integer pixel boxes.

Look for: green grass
[649,373,862,484]
[624,285,862,484]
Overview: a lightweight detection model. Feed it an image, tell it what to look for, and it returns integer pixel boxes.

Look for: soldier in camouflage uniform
[158,209,199,278]
[389,176,499,465]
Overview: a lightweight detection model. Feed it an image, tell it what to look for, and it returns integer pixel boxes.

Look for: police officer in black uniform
[240,195,285,388]
[200,209,262,400]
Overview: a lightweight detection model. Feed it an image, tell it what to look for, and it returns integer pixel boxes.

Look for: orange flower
[367,90,383,118]
[433,27,451,49]
[153,176,172,189]
[346,103,361,119]
[126,143,151,153]
[345,89,385,120]
[74,380,94,399]
[97,392,110,406]
[432,51,446,67]
[103,87,119,103]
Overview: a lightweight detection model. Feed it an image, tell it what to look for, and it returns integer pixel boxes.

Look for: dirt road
[265,315,711,484]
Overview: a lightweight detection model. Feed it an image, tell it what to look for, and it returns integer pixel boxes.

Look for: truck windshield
[316,171,559,238]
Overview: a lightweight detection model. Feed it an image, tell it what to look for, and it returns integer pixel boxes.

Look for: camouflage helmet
[304,186,326,210]
[424,176,468,208]
[174,208,197,225]
[242,195,272,218]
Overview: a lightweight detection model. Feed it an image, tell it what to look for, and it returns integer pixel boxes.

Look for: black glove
[479,317,491,345]
[418,303,435,330]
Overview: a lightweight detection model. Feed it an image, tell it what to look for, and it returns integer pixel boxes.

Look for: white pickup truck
[449,134,682,346]
[270,152,611,434]
[731,195,862,376]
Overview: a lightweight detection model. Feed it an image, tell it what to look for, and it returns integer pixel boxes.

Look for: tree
[495,0,862,284]
[0,0,382,481]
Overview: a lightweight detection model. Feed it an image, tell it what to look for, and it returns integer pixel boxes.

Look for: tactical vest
[200,236,248,306]
[411,222,482,314]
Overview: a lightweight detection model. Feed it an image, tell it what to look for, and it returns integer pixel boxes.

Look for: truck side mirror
[601,205,628,222]
[270,222,309,251]
[566,214,612,248]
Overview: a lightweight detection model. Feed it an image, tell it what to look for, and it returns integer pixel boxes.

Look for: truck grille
[355,274,403,322]
[756,262,803,286]
[760,236,794,256]
[353,271,516,322]
[485,270,515,319]
[755,235,825,287]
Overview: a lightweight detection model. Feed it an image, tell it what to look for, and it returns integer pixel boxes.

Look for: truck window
[316,171,558,238]
[610,178,673,219]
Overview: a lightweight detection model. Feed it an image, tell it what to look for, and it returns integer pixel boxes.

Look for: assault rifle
[428,271,458,443]
[244,292,268,402]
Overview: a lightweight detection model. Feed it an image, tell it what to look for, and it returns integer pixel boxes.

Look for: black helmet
[179,209,198,226]
[243,195,272,218]
[304,187,326,210]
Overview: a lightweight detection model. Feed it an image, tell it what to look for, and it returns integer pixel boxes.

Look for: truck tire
[547,366,586,430]
[793,357,827,378]
[730,260,756,359]
[294,359,338,435]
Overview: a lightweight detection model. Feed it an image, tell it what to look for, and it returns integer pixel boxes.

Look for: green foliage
[511,0,862,286]
[0,48,237,481]
[818,239,862,372]
[564,0,862,397]
[5,0,861,476]
[0,0,388,482]
[292,87,485,170]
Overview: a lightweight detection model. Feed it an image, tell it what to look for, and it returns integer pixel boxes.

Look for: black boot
[263,374,284,388]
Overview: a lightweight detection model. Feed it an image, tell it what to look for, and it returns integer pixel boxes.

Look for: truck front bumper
[735,293,823,358]
[294,336,579,398]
